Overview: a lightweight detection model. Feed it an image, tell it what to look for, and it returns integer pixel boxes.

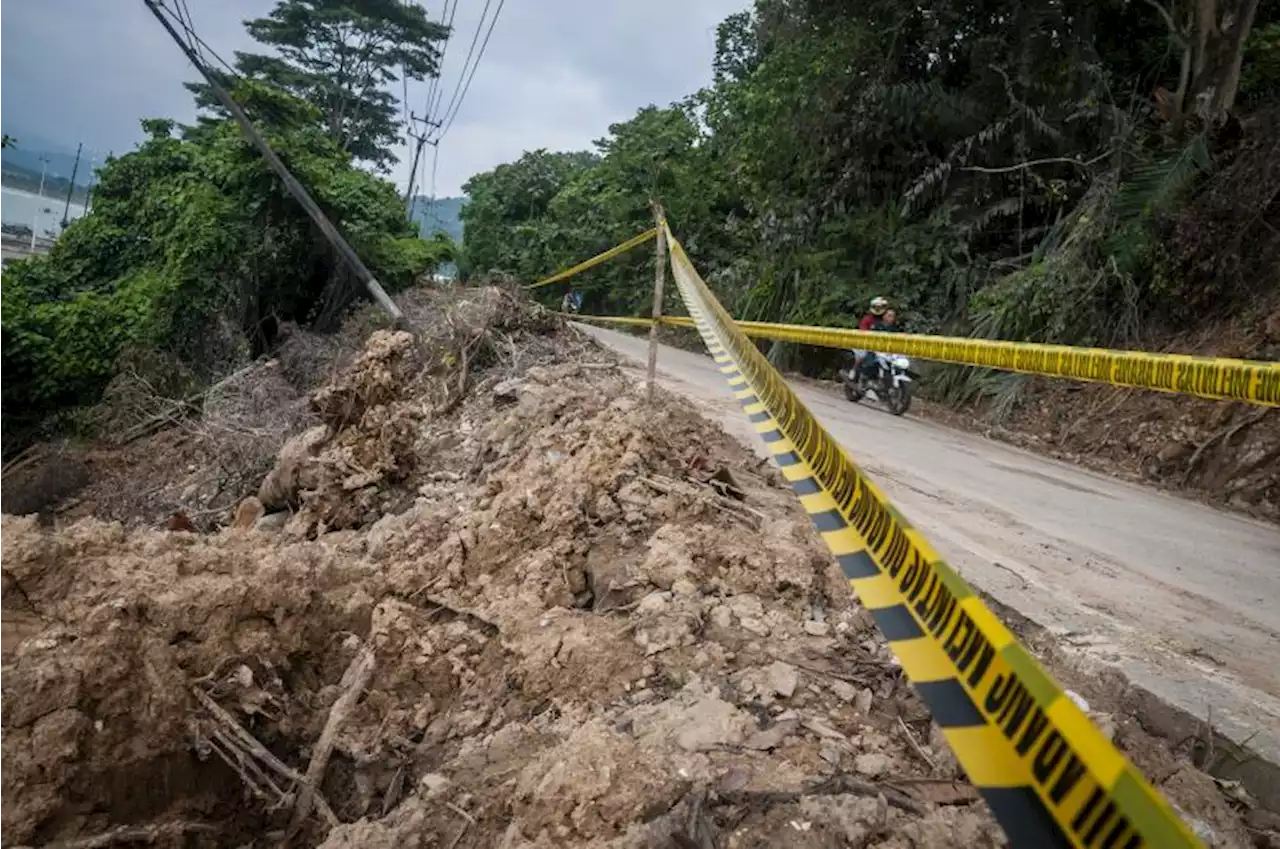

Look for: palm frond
[1112,135,1212,221]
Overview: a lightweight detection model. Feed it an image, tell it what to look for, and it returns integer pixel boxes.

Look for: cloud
[2,0,746,196]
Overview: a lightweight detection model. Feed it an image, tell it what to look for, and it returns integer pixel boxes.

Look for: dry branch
[19,822,220,849]
[897,716,938,772]
[1182,407,1271,484]
[191,686,339,827]
[639,475,764,529]
[287,644,377,837]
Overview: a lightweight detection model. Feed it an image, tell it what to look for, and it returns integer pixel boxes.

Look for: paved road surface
[582,323,1280,764]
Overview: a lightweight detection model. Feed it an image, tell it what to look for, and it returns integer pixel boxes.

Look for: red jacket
[858,313,878,331]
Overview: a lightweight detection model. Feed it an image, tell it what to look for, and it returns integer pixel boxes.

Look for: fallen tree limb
[639,475,764,529]
[23,821,220,849]
[717,772,926,816]
[287,643,376,837]
[191,686,339,827]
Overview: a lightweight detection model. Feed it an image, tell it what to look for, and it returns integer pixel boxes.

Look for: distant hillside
[410,195,465,242]
[1,132,102,190]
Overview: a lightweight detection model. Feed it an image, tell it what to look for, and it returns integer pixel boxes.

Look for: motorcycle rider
[861,308,907,382]
[852,297,890,383]
[859,296,889,331]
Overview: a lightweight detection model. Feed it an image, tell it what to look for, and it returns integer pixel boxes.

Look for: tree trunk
[1181,0,1261,124]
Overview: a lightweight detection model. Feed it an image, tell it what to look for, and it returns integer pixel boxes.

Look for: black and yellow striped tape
[661,220,1202,849]
[570,313,1278,406]
[525,227,659,289]
[697,318,1278,407]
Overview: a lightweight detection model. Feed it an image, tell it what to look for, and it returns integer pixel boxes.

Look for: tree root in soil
[190,687,340,828]
[1180,407,1272,484]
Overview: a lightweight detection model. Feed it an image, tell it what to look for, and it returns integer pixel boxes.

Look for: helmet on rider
[870,296,889,316]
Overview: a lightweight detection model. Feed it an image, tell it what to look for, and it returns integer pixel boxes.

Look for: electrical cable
[422,0,459,127]
[156,0,241,80]
[434,0,504,141]
[174,0,202,63]
[431,0,493,139]
[425,141,440,229]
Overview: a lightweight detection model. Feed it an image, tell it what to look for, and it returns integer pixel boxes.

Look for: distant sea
[1,186,86,238]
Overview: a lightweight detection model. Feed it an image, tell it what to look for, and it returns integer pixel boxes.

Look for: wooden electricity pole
[142,0,406,324]
[646,202,668,403]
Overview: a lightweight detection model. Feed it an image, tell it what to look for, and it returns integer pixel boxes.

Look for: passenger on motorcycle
[861,308,902,381]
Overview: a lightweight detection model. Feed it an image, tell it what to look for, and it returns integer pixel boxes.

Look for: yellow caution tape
[661,218,1202,849]
[525,228,658,289]
[706,319,1279,407]
[576,312,1279,407]
[555,311,656,328]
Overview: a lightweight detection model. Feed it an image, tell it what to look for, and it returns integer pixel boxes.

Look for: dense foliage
[463,0,1278,390]
[4,1,453,436]
[2,97,443,420]
[189,0,447,170]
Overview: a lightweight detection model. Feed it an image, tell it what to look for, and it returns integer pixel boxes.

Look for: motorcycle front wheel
[885,383,912,416]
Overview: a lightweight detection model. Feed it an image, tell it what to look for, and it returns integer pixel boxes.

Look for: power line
[155,0,240,80]
[422,0,459,128]
[435,0,504,141]
[431,0,495,141]
[174,0,202,63]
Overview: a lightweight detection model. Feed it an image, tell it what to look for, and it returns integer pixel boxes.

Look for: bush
[2,267,180,413]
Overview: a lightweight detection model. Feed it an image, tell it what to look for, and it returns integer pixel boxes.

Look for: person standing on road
[561,290,583,314]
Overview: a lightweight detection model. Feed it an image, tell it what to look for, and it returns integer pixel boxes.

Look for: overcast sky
[2,0,746,197]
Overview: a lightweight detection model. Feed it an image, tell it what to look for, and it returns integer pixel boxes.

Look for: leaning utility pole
[403,112,439,224]
[141,0,406,324]
[61,142,83,230]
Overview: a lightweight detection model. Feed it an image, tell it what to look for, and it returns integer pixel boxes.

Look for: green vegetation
[188,0,447,171]
[2,2,454,441]
[463,0,1277,397]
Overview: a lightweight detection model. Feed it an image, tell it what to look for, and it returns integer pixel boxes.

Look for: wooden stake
[646,202,668,404]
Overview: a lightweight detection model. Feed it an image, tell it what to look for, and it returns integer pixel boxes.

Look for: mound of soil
[1,289,1264,848]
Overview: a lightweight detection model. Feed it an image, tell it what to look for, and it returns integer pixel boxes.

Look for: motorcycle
[839,351,917,416]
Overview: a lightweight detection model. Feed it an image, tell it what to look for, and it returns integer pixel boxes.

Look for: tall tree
[191,0,447,170]
[1144,0,1263,127]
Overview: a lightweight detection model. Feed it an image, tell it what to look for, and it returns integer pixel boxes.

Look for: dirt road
[582,323,1280,766]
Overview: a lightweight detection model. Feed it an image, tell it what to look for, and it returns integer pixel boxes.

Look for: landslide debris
[1,287,1264,848]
